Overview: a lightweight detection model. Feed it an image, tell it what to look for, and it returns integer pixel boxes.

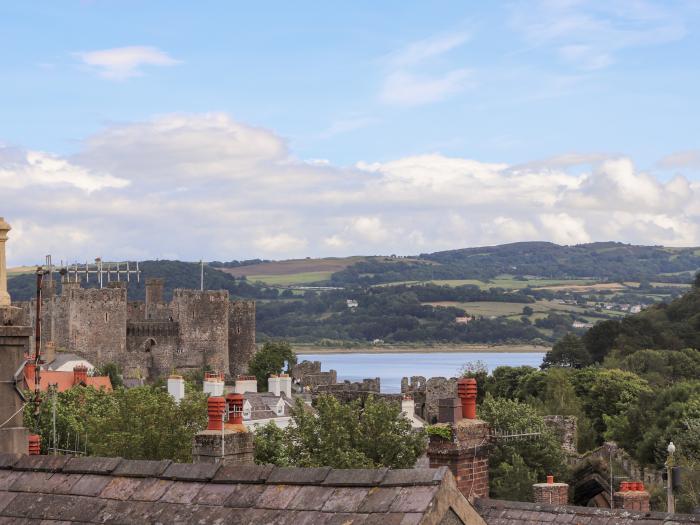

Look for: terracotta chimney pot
[28,434,41,455]
[546,475,554,484]
[457,377,478,419]
[207,396,226,430]
[226,393,244,425]
[73,365,88,385]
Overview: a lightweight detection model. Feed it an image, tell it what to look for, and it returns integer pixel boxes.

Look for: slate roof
[0,454,483,524]
[244,392,294,421]
[475,498,700,525]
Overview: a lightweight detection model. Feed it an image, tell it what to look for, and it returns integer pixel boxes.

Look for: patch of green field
[385,277,597,290]
[7,266,35,277]
[426,301,536,317]
[248,271,334,286]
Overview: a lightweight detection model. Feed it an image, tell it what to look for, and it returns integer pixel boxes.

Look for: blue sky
[2,1,700,264]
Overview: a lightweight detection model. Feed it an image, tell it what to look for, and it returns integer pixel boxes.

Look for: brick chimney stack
[427,380,491,502]
[614,481,650,512]
[193,395,254,466]
[73,365,88,386]
[533,475,569,505]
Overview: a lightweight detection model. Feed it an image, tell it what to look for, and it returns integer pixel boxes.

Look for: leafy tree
[604,348,700,387]
[248,340,296,391]
[522,306,534,316]
[479,395,567,501]
[582,320,621,363]
[486,366,538,401]
[94,362,123,388]
[253,421,290,466]
[542,334,591,369]
[255,395,426,469]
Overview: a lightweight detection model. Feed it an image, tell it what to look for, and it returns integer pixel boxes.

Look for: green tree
[254,421,290,466]
[542,334,592,369]
[582,320,621,363]
[522,306,534,316]
[479,395,567,501]
[94,362,123,388]
[248,340,297,391]
[255,394,426,469]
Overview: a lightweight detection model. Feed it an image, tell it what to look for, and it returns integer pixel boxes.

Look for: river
[297,352,546,393]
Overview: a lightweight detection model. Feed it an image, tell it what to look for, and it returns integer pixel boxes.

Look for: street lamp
[666,441,676,513]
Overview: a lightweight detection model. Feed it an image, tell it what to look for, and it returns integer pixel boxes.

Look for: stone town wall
[543,415,578,455]
[228,300,256,377]
[402,375,456,424]
[67,287,127,365]
[315,378,380,394]
[171,289,229,374]
[291,360,322,381]
[125,321,179,379]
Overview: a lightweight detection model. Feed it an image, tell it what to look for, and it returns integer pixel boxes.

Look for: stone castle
[17,276,256,381]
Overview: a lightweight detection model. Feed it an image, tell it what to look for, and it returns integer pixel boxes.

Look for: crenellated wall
[228,300,256,377]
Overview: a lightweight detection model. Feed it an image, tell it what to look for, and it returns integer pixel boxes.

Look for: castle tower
[0,217,11,307]
[229,300,256,377]
[145,278,165,306]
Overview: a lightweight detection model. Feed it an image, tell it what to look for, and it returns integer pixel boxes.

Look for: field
[7,266,35,277]
[424,301,536,317]
[378,276,597,290]
[247,271,335,286]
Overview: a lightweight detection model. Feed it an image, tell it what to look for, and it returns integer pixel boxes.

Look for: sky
[2,0,700,265]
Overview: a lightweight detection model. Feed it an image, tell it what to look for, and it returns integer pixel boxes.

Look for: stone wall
[543,415,578,455]
[228,300,256,377]
[125,321,180,379]
[291,360,321,381]
[402,376,457,424]
[67,286,127,365]
[172,289,229,374]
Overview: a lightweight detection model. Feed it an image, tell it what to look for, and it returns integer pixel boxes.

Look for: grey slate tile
[161,461,220,481]
[0,491,16,514]
[44,473,81,495]
[213,464,274,483]
[0,471,21,491]
[130,477,173,502]
[8,471,56,493]
[111,458,171,478]
[267,466,331,485]
[380,468,442,487]
[357,486,401,513]
[323,468,388,487]
[158,481,204,504]
[53,494,106,522]
[389,485,439,513]
[0,454,21,469]
[12,455,70,473]
[321,487,370,513]
[256,484,302,509]
[287,485,334,511]
[63,456,121,475]
[325,512,369,524]
[223,483,266,508]
[67,474,111,497]
[194,482,239,505]
[99,476,143,500]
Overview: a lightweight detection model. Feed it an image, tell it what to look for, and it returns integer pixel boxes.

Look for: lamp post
[666,441,676,514]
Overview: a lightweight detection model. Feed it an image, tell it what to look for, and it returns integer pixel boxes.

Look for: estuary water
[298,352,546,393]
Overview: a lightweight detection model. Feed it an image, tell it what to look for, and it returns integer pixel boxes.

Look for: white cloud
[379,31,473,106]
[76,46,180,80]
[658,150,700,171]
[509,0,686,70]
[3,113,700,265]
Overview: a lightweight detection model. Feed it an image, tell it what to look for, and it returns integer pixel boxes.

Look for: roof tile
[0,492,16,514]
[380,468,444,487]
[158,481,204,504]
[96,500,169,524]
[67,474,111,497]
[256,484,302,509]
[194,482,239,505]
[0,471,21,491]
[267,466,331,485]
[357,486,401,513]
[321,487,370,513]
[287,485,334,511]
[365,513,407,525]
[389,486,439,513]
[53,494,106,522]
[325,511,369,524]
[8,472,56,493]
[43,473,82,495]
[213,464,274,484]
[0,454,21,469]
[111,459,171,478]
[323,468,388,487]
[12,455,69,473]
[99,476,143,500]
[161,461,219,481]
[1,493,57,520]
[399,513,424,525]
[63,456,121,475]
[223,483,266,508]
[129,478,173,502]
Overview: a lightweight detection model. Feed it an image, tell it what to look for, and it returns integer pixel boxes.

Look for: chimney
[614,481,650,512]
[167,375,185,403]
[268,374,281,396]
[533,475,569,505]
[28,434,41,455]
[428,381,491,502]
[457,377,477,419]
[203,372,224,397]
[44,341,56,365]
[279,373,292,398]
[0,323,32,454]
[73,365,88,385]
[193,395,254,466]
[24,361,36,387]
[234,375,258,394]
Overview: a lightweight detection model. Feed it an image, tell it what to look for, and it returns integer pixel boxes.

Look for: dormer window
[243,401,252,420]
[276,401,284,416]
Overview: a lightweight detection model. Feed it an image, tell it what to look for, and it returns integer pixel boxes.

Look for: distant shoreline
[293,344,549,355]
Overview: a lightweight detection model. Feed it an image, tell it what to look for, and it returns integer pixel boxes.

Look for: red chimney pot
[73,365,88,385]
[457,377,478,419]
[207,396,226,430]
[546,475,554,484]
[226,393,244,425]
[28,434,41,455]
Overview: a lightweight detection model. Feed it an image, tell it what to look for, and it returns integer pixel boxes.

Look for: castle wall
[172,289,229,374]
[126,321,179,379]
[67,287,127,365]
[228,300,256,376]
